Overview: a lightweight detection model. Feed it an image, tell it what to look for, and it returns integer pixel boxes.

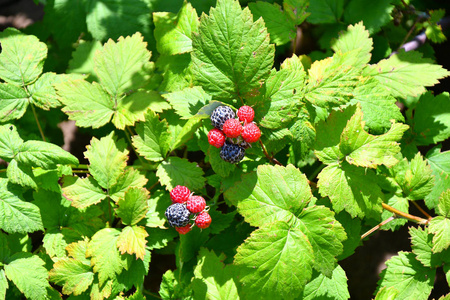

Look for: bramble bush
[1,0,450,299]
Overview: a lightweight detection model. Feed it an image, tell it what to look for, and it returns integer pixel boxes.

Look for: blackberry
[165,203,191,227]
[220,141,245,163]
[210,106,235,130]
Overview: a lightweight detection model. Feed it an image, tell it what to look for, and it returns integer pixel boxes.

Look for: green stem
[142,289,162,299]
[292,27,298,55]
[30,104,46,142]
[308,164,325,181]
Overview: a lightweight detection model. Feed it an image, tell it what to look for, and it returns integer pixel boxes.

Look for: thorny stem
[411,201,433,220]
[361,216,395,240]
[259,140,283,166]
[30,104,46,142]
[381,202,429,225]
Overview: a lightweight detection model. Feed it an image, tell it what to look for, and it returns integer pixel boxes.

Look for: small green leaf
[112,91,155,130]
[109,167,148,203]
[117,225,148,260]
[132,110,171,162]
[377,251,435,300]
[145,190,169,229]
[67,40,102,80]
[426,150,450,209]
[332,22,372,68]
[410,226,444,268]
[163,86,211,119]
[438,189,450,218]
[0,28,47,85]
[0,178,43,233]
[156,156,206,191]
[169,117,203,151]
[192,0,275,102]
[374,287,399,300]
[49,258,94,296]
[62,176,107,209]
[0,83,29,122]
[4,253,50,300]
[116,187,149,226]
[429,216,450,253]
[235,221,314,299]
[154,2,199,55]
[84,133,129,189]
[156,53,193,92]
[94,32,152,97]
[283,0,309,25]
[306,0,344,24]
[380,195,408,231]
[43,231,68,258]
[16,140,79,169]
[6,160,37,189]
[0,124,23,160]
[193,248,240,299]
[343,0,394,34]
[301,266,350,300]
[0,270,7,300]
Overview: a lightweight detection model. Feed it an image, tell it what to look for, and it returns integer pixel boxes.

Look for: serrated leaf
[193,248,240,299]
[57,79,114,128]
[377,251,435,300]
[116,187,149,226]
[4,253,49,300]
[66,240,91,265]
[169,117,203,151]
[156,53,193,92]
[306,0,343,24]
[249,2,296,46]
[438,190,450,218]
[86,228,129,285]
[43,231,68,258]
[411,92,450,146]
[364,50,450,98]
[301,266,350,300]
[145,190,169,229]
[154,2,199,55]
[84,132,129,189]
[112,91,156,129]
[340,105,408,168]
[410,227,443,268]
[0,83,29,122]
[0,124,23,160]
[0,270,7,300]
[0,28,47,85]
[62,176,107,209]
[6,160,37,189]
[109,167,148,203]
[380,195,408,231]
[162,86,211,119]
[374,287,399,300]
[235,221,313,299]
[332,22,372,68]
[343,0,394,34]
[132,110,171,162]
[0,178,43,233]
[429,216,450,253]
[156,156,205,191]
[191,0,274,102]
[317,163,384,219]
[16,140,79,169]
[49,258,94,296]
[117,225,148,260]
[426,150,450,209]
[94,32,152,97]
[283,0,309,25]
[208,145,235,178]
[67,40,102,80]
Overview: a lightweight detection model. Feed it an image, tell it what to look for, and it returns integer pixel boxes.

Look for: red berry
[237,106,255,123]
[208,128,226,148]
[242,123,261,143]
[222,119,242,138]
[175,224,191,234]
[170,185,191,204]
[186,195,206,213]
[195,211,212,229]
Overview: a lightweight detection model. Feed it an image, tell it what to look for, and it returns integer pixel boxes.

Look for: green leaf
[0,28,47,85]
[16,140,79,169]
[168,117,203,151]
[380,195,408,231]
[410,226,443,268]
[162,86,211,119]
[0,124,23,160]
[62,176,107,209]
[304,51,359,108]
[301,266,350,300]
[156,156,206,191]
[377,251,435,300]
[332,22,372,68]
[49,258,94,296]
[67,40,102,80]
[317,163,384,219]
[86,228,129,285]
[283,0,309,25]
[249,2,296,46]
[132,110,171,162]
[411,92,450,146]
[235,221,313,299]
[343,0,394,34]
[192,248,240,299]
[0,83,29,122]
[94,32,152,97]
[306,0,344,24]
[6,159,37,189]
[348,79,404,133]
[84,133,129,189]
[4,253,50,300]
[66,240,91,265]
[340,105,408,168]
[426,150,450,209]
[109,167,148,203]
[0,179,43,233]
[374,287,399,300]
[156,53,193,92]
[145,190,169,229]
[116,187,149,226]
[429,216,450,253]
[154,2,199,55]
[364,50,450,98]
[110,91,154,129]
[0,270,7,300]
[57,80,114,128]
[117,225,148,260]
[191,0,275,102]
[208,145,235,178]
[438,189,450,218]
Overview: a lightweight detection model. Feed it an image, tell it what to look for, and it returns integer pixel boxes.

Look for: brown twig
[361,216,395,240]
[411,201,433,220]
[258,140,283,166]
[381,202,429,225]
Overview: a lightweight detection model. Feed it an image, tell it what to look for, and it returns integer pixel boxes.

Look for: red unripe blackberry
[175,225,191,234]
[241,123,261,143]
[186,195,206,213]
[222,119,242,138]
[195,211,212,229]
[237,106,255,123]
[208,128,226,148]
[170,185,191,204]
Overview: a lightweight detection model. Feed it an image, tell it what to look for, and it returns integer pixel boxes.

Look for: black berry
[220,141,245,163]
[210,106,236,130]
[165,203,191,227]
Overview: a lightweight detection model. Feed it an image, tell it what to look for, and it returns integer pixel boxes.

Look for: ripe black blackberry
[165,203,191,227]
[210,106,235,130]
[220,141,245,164]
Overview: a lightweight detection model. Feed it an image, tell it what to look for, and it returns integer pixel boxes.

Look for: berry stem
[30,103,46,142]
[259,140,283,166]
[411,201,433,220]
[381,202,429,225]
[361,216,396,240]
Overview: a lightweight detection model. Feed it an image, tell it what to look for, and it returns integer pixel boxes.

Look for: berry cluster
[165,185,212,234]
[208,105,261,164]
